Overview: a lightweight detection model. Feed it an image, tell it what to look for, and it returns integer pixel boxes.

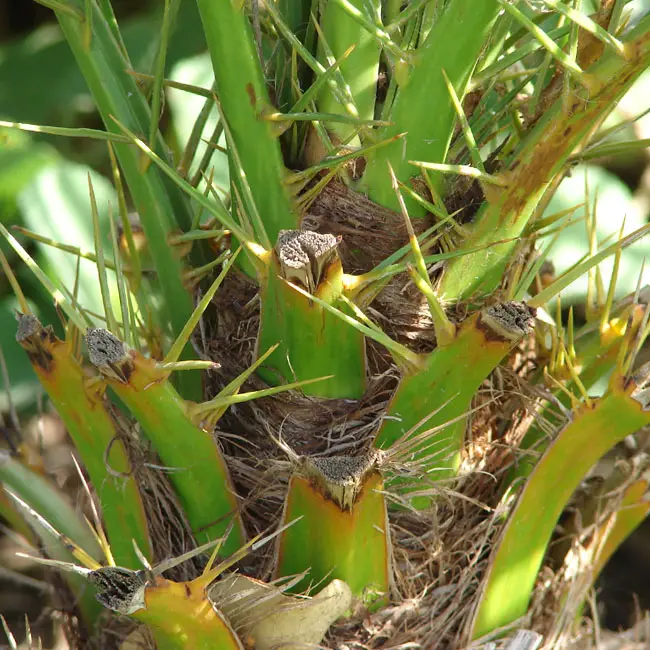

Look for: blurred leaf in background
[542,164,648,304]
[18,160,117,317]
[0,2,206,124]
[0,127,58,226]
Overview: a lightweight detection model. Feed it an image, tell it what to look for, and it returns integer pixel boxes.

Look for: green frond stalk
[361,0,500,212]
[134,580,244,650]
[25,539,245,650]
[439,27,650,301]
[375,303,536,494]
[14,314,151,568]
[544,458,650,630]
[470,364,650,639]
[256,231,366,398]
[27,530,352,650]
[274,453,390,607]
[316,0,382,144]
[196,0,298,247]
[84,329,245,553]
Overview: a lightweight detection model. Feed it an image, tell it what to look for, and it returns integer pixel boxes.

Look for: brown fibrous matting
[181,179,584,649]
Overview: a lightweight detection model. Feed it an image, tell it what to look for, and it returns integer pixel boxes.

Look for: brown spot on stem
[245,83,256,108]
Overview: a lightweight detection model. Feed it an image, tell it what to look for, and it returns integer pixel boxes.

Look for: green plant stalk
[547,469,650,633]
[470,373,650,639]
[257,253,366,399]
[438,28,650,301]
[274,469,390,607]
[508,307,644,486]
[374,304,534,481]
[196,0,298,247]
[361,0,500,212]
[134,578,243,650]
[317,0,382,143]
[54,3,200,399]
[100,552,349,649]
[89,344,245,554]
[36,538,275,649]
[0,452,103,624]
[15,316,151,567]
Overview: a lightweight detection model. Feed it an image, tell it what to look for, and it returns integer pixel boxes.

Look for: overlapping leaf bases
[2,1,650,649]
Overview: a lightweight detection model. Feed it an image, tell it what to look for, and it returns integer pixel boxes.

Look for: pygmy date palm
[2,0,650,649]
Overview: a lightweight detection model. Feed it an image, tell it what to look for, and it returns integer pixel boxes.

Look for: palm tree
[2,0,650,648]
